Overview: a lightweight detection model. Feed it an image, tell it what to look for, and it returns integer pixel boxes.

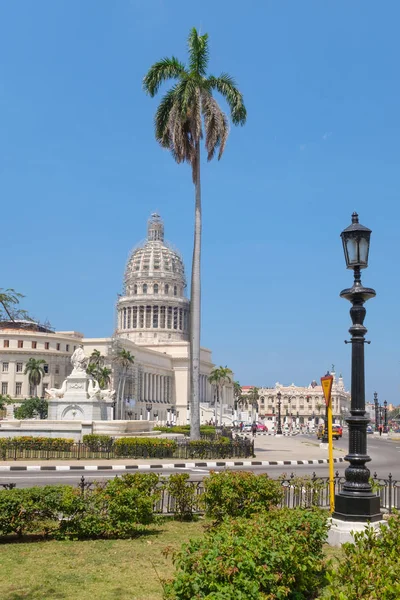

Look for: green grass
[0,520,344,600]
[0,520,206,600]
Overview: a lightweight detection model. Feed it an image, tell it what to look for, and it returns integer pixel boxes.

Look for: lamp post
[146,402,152,421]
[383,401,388,433]
[374,392,379,432]
[333,212,381,524]
[276,391,283,435]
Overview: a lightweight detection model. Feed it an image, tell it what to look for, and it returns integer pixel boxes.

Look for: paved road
[1,433,398,488]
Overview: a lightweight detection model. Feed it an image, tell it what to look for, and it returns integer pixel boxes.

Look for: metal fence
[2,471,399,515]
[0,439,254,461]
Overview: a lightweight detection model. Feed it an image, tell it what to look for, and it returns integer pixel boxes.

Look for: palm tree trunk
[190,142,201,440]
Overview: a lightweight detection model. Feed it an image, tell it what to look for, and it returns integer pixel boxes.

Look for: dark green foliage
[322,514,400,599]
[114,437,177,458]
[165,473,201,520]
[0,436,74,458]
[153,425,217,436]
[14,397,48,419]
[203,470,283,522]
[164,508,329,599]
[82,434,114,451]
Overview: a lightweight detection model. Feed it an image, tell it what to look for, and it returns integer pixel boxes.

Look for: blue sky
[1,1,399,403]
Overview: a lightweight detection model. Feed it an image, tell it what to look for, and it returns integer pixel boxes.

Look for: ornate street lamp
[146,402,153,421]
[374,392,379,432]
[383,400,388,433]
[333,212,381,523]
[276,391,283,435]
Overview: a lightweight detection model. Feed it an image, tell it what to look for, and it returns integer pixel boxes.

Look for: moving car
[256,423,268,432]
[317,424,342,440]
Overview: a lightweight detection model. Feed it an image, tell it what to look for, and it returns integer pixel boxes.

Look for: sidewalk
[0,435,345,471]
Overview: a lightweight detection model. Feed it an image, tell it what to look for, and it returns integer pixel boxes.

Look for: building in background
[0,214,234,425]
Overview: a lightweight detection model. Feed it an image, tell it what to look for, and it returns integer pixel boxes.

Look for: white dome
[117,214,190,345]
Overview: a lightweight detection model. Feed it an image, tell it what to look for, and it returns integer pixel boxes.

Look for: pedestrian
[251,422,257,437]
[240,421,244,432]
[379,425,382,436]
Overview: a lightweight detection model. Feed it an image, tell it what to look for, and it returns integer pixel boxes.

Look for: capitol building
[0,214,234,425]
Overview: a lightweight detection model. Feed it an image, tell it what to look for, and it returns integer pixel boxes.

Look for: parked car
[317,424,342,440]
[256,423,268,432]
[242,424,252,433]
[367,425,374,434]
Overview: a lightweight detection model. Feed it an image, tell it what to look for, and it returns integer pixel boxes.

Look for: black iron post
[383,401,388,433]
[333,212,381,523]
[276,391,282,435]
[374,392,379,432]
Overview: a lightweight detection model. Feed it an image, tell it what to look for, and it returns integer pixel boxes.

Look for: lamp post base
[333,492,382,523]
[328,516,384,547]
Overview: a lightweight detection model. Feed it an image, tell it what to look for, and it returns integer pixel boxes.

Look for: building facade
[0,214,234,425]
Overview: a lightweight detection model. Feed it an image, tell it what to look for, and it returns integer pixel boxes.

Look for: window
[66,344,69,352]
[55,365,60,375]
[16,362,23,373]
[153,306,159,328]
[1,382,8,395]
[139,306,145,328]
[146,306,151,328]
[173,307,178,330]
[3,340,9,348]
[160,306,166,328]
[179,308,183,330]
[143,284,148,294]
[18,340,23,348]
[45,342,49,350]
[123,307,127,329]
[15,382,22,396]
[43,364,49,374]
[165,284,169,295]
[56,343,61,351]
[154,284,159,294]
[134,284,138,295]
[167,307,172,329]
[32,341,37,349]
[174,285,177,296]
[127,307,131,329]
[2,362,9,373]
[132,306,138,328]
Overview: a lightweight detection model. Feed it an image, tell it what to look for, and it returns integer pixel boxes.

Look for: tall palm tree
[113,349,135,419]
[0,288,30,322]
[97,367,112,391]
[233,380,242,420]
[208,366,233,426]
[248,386,260,422]
[144,28,246,440]
[89,349,104,369]
[24,358,46,397]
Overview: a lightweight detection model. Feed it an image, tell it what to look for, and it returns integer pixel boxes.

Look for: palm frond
[187,28,209,77]
[155,87,179,148]
[201,91,229,161]
[207,73,247,126]
[143,57,187,97]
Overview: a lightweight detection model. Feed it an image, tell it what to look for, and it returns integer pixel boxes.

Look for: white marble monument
[47,345,115,421]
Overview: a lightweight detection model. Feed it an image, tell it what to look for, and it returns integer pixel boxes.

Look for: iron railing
[2,472,399,514]
[0,438,254,461]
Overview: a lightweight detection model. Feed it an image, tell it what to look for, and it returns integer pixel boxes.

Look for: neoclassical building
[0,214,234,425]
[241,371,351,427]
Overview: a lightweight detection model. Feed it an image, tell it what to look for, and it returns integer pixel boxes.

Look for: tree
[113,349,135,419]
[14,397,48,419]
[86,350,111,390]
[24,358,46,396]
[248,387,260,422]
[143,28,246,440]
[0,288,31,322]
[97,367,112,391]
[0,394,12,411]
[208,366,233,426]
[233,381,242,413]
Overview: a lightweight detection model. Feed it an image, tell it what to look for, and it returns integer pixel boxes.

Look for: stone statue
[45,380,67,398]
[71,345,87,372]
[88,378,101,399]
[100,388,116,402]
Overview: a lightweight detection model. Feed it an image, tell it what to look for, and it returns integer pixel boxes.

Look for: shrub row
[153,425,218,436]
[0,436,74,452]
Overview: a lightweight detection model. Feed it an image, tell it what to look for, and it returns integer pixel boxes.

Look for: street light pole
[374,392,379,432]
[333,212,381,524]
[276,391,282,435]
[383,400,388,433]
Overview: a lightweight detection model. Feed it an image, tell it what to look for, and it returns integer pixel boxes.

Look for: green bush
[14,397,48,419]
[153,425,218,436]
[203,471,283,522]
[165,473,201,520]
[0,436,74,454]
[82,434,114,451]
[321,513,400,599]
[114,437,177,458]
[57,473,161,539]
[164,508,329,599]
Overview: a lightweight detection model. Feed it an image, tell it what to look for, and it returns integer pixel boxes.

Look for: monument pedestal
[48,370,113,421]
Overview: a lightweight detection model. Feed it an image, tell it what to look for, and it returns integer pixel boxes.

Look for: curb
[0,457,345,472]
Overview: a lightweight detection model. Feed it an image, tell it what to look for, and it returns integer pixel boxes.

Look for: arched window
[174,285,177,296]
[154,284,159,294]
[134,285,137,295]
[165,284,169,295]
[143,284,148,294]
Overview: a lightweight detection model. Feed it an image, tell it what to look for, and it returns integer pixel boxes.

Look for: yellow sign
[320,374,335,514]
[321,376,333,406]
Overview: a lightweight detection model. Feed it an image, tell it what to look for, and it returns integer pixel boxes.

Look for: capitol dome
[116,214,190,345]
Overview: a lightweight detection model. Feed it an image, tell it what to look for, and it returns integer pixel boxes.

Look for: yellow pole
[327,398,335,513]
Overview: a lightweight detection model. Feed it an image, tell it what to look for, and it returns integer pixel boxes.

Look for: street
[0,432,398,488]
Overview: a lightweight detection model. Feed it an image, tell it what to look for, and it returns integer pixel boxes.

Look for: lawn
[0,519,344,600]
[0,520,206,600]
